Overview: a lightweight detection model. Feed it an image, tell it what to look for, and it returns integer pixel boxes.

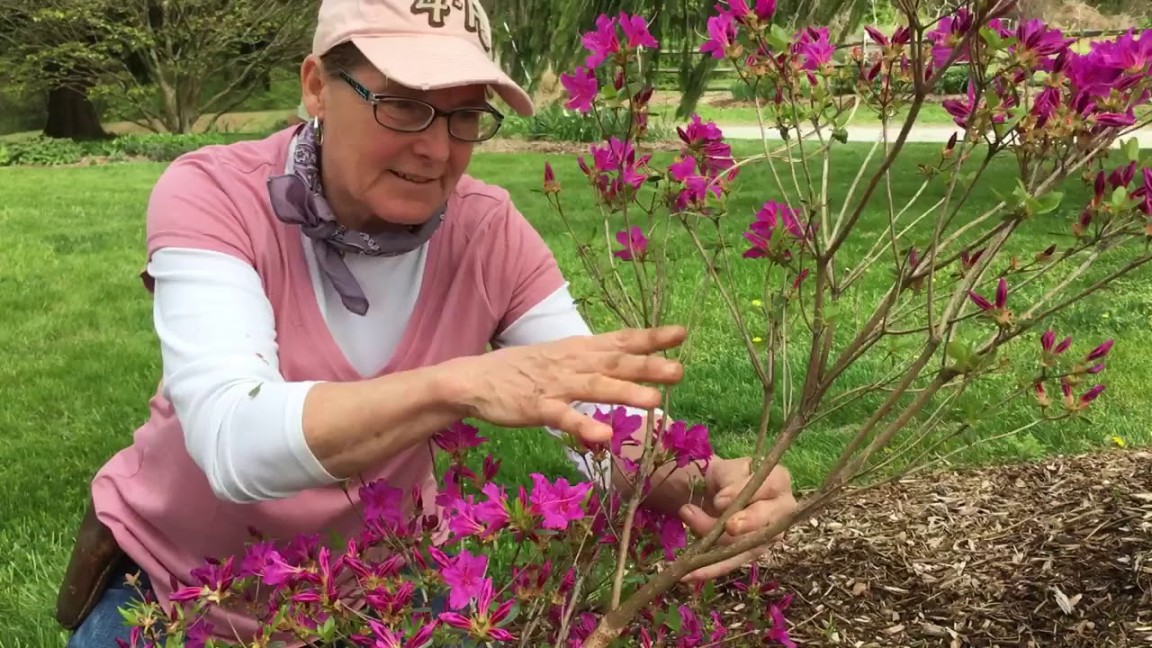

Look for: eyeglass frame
[337,70,505,142]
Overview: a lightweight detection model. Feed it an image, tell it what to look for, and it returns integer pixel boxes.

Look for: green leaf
[1122,137,1141,164]
[766,24,791,52]
[1111,185,1129,210]
[1032,190,1064,215]
[317,615,336,641]
[500,601,521,627]
[946,340,971,365]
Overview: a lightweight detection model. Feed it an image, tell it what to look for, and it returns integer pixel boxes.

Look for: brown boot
[55,497,127,630]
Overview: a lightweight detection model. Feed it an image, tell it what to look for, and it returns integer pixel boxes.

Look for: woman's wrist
[302,364,472,479]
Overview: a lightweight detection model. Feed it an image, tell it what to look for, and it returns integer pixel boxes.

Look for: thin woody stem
[834,370,952,494]
[751,317,781,462]
[819,340,940,489]
[858,382,1032,483]
[609,406,659,609]
[681,222,771,386]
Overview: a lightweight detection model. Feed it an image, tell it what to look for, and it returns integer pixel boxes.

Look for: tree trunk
[42,84,108,141]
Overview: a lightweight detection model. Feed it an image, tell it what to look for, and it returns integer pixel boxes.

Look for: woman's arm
[150,248,683,504]
[150,247,467,502]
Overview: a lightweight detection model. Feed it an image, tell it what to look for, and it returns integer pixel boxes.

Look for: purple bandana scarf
[266,121,445,316]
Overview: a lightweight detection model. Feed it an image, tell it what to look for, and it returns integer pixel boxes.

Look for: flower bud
[543,161,560,194]
[1033,382,1050,408]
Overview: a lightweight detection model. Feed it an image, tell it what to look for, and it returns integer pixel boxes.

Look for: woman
[56,0,798,644]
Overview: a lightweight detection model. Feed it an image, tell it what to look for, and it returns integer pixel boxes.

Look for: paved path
[714,123,1152,148]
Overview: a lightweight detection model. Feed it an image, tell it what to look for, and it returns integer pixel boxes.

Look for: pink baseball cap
[312,0,535,116]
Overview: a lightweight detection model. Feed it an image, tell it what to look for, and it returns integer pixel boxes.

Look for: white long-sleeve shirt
[149,241,622,503]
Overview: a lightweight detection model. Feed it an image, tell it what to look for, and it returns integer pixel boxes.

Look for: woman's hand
[678,457,797,582]
[442,325,687,446]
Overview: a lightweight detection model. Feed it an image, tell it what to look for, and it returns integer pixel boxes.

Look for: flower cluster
[701,4,839,120]
[741,199,815,263]
[665,115,739,216]
[118,413,792,648]
[1078,161,1152,237]
[561,12,659,115]
[575,136,653,210]
[1033,332,1114,415]
[935,17,1151,147]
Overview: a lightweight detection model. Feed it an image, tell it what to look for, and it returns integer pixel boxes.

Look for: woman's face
[301,57,487,233]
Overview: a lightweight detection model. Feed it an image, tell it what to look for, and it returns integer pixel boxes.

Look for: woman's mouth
[390,170,436,185]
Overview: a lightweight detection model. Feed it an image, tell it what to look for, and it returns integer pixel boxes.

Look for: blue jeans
[66,558,161,648]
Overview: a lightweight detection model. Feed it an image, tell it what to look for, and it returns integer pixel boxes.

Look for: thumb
[679,504,718,539]
[706,458,749,506]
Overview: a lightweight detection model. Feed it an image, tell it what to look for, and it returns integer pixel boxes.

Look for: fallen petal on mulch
[737,449,1152,647]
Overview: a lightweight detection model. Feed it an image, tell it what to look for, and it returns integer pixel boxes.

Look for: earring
[311,115,324,145]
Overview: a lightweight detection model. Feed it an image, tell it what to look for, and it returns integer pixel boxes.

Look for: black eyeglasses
[339,71,504,142]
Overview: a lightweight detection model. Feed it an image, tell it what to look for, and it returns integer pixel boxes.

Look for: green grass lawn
[2,140,1151,646]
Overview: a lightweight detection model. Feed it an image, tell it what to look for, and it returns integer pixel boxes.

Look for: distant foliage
[0,132,267,167]
[500,103,672,143]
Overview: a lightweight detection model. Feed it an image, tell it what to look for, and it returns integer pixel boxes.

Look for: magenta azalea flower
[764,596,797,647]
[1060,377,1107,412]
[582,14,620,67]
[742,200,807,258]
[660,420,713,469]
[667,155,696,181]
[359,481,407,529]
[699,13,738,59]
[437,578,516,642]
[792,27,835,72]
[431,548,488,611]
[618,12,659,49]
[528,473,593,530]
[738,0,777,23]
[560,66,598,113]
[1086,338,1114,361]
[1008,18,1074,73]
[432,420,486,453]
[613,226,648,261]
[365,620,437,648]
[591,405,643,456]
[637,508,687,559]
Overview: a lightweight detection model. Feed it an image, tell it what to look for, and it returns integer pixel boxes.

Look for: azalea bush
[119,0,1152,646]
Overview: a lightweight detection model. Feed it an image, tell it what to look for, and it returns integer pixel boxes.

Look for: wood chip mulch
[744,449,1152,647]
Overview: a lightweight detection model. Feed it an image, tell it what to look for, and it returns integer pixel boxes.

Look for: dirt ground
[740,449,1152,647]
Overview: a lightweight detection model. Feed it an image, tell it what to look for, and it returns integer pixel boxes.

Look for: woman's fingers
[681,546,767,583]
[679,504,738,546]
[466,325,688,438]
[564,352,683,388]
[537,399,615,444]
[586,325,688,355]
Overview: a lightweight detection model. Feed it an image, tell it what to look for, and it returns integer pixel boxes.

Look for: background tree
[0,0,313,135]
[0,2,110,139]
